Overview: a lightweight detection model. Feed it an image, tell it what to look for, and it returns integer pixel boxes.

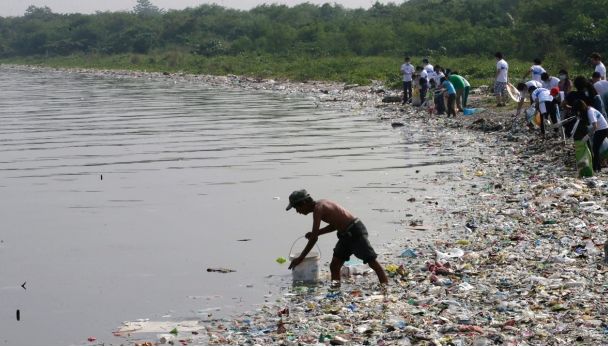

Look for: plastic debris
[399,248,418,258]
[275,257,287,264]
[115,320,203,334]
[206,268,236,273]
[434,247,464,259]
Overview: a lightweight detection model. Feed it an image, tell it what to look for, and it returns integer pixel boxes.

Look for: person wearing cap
[286,189,388,287]
[529,86,557,136]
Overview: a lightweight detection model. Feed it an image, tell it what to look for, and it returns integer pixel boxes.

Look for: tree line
[1,0,607,63]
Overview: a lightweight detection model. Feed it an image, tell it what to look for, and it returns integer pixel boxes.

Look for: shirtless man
[286,189,388,286]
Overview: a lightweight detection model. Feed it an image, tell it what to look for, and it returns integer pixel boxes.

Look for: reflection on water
[0,67,462,344]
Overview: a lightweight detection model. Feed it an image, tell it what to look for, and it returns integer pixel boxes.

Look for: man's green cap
[286,189,310,211]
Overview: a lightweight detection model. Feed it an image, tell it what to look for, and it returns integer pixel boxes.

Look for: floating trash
[275,257,287,264]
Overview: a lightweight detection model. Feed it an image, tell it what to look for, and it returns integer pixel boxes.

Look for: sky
[1,0,396,17]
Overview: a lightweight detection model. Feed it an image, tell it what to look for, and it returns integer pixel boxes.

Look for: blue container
[463,108,476,116]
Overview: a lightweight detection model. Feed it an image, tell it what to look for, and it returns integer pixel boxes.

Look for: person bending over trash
[529,86,558,137]
[575,100,608,173]
[440,77,457,117]
[447,72,471,112]
[286,189,388,287]
[515,80,542,119]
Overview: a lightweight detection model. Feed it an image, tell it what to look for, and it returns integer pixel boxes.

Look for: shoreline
[5,64,608,345]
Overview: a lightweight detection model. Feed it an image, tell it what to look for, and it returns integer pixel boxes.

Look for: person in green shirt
[447,72,471,112]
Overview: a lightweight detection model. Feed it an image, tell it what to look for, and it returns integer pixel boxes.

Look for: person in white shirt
[530,86,557,136]
[523,58,546,82]
[592,71,608,115]
[494,52,509,107]
[433,66,445,87]
[575,100,608,172]
[423,58,435,84]
[515,80,542,117]
[400,56,415,104]
[432,66,446,114]
[592,52,606,80]
[541,72,560,90]
[417,66,429,105]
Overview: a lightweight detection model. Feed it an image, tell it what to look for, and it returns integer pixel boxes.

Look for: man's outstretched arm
[288,207,323,269]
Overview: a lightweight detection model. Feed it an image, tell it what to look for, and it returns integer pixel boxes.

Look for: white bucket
[289,251,320,283]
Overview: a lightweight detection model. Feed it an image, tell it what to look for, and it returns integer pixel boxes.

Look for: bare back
[313,199,356,232]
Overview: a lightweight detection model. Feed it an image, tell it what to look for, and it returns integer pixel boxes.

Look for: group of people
[511,52,608,173]
[400,52,608,174]
[400,57,470,117]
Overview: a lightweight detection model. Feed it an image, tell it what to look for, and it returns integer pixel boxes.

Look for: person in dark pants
[441,77,457,117]
[448,72,471,111]
[575,100,608,172]
[400,56,415,104]
[286,189,388,288]
[417,66,429,106]
[564,76,595,137]
[431,79,445,115]
[530,86,557,136]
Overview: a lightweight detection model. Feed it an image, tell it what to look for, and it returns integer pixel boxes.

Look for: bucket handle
[289,236,322,259]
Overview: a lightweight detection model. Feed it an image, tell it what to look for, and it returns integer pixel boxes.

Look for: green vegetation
[0,0,604,86]
[2,52,536,87]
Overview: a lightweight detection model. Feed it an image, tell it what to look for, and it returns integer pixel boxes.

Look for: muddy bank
[6,64,606,346]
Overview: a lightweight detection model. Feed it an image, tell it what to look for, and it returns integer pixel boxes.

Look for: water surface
[0,67,462,344]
